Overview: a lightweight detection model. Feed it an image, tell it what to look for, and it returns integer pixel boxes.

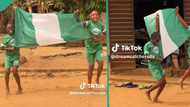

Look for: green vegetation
[0,0,105,33]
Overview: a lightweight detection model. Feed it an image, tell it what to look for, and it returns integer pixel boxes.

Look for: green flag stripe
[15,8,91,48]
[161,9,190,48]
[144,9,190,58]
[15,8,38,48]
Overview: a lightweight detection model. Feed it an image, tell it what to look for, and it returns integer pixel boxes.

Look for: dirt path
[0,74,106,107]
[0,46,107,107]
[110,82,190,107]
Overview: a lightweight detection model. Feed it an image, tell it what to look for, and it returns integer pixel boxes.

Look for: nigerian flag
[14,8,90,48]
[144,8,190,58]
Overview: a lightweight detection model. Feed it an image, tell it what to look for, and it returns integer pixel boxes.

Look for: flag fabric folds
[144,9,190,58]
[14,8,90,48]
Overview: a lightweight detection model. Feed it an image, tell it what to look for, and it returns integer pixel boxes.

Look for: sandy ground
[0,75,106,107]
[111,74,190,107]
[0,46,107,107]
[0,46,107,70]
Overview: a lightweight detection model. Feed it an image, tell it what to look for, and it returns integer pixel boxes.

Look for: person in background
[175,6,190,89]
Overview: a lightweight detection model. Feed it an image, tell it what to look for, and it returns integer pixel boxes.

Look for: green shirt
[1,35,20,59]
[144,41,165,80]
[144,41,162,68]
[85,20,104,53]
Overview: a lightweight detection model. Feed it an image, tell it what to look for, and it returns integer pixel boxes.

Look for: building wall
[184,0,190,24]
[109,0,136,72]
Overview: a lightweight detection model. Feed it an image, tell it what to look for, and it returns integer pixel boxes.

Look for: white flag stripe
[32,13,65,45]
[159,11,178,58]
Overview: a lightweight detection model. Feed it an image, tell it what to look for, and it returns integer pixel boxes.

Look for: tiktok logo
[80,82,86,90]
[112,43,119,53]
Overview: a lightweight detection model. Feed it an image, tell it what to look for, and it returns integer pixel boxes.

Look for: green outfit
[1,35,20,69]
[144,41,164,81]
[85,20,104,64]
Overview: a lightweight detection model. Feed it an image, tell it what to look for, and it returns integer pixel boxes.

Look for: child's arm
[156,14,160,32]
[0,41,16,51]
[102,30,106,44]
[152,56,162,62]
[7,5,17,27]
[144,42,163,62]
[176,7,189,28]
[74,9,80,16]
[0,47,15,51]
[81,21,89,28]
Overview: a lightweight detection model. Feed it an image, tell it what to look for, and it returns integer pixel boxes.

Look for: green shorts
[148,64,165,81]
[86,48,104,65]
[4,56,20,69]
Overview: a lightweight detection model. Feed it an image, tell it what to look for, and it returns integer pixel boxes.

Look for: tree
[74,0,105,20]
[0,0,105,33]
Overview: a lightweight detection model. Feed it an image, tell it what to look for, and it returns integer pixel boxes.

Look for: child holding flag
[83,10,105,85]
[144,32,167,103]
[0,5,22,95]
[144,13,166,103]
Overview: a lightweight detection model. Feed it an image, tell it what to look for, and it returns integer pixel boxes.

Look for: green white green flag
[14,8,90,48]
[144,9,190,58]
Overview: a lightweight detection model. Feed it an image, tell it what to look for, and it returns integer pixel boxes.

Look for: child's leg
[146,70,165,101]
[4,57,12,95]
[86,51,95,84]
[146,80,163,101]
[5,69,11,95]
[96,61,103,84]
[172,54,180,76]
[179,67,190,89]
[88,64,95,84]
[95,49,104,84]
[12,66,22,93]
[153,77,167,102]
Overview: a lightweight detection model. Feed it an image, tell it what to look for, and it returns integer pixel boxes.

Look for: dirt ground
[0,47,107,107]
[111,81,190,107]
[0,46,107,70]
[0,75,106,107]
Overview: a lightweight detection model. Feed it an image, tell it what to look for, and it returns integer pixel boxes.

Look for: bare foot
[145,91,151,101]
[153,97,158,103]
[96,79,100,84]
[6,90,10,96]
[16,89,23,95]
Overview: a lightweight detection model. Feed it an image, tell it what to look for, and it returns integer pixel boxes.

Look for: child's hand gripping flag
[14,8,91,48]
[144,9,190,58]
